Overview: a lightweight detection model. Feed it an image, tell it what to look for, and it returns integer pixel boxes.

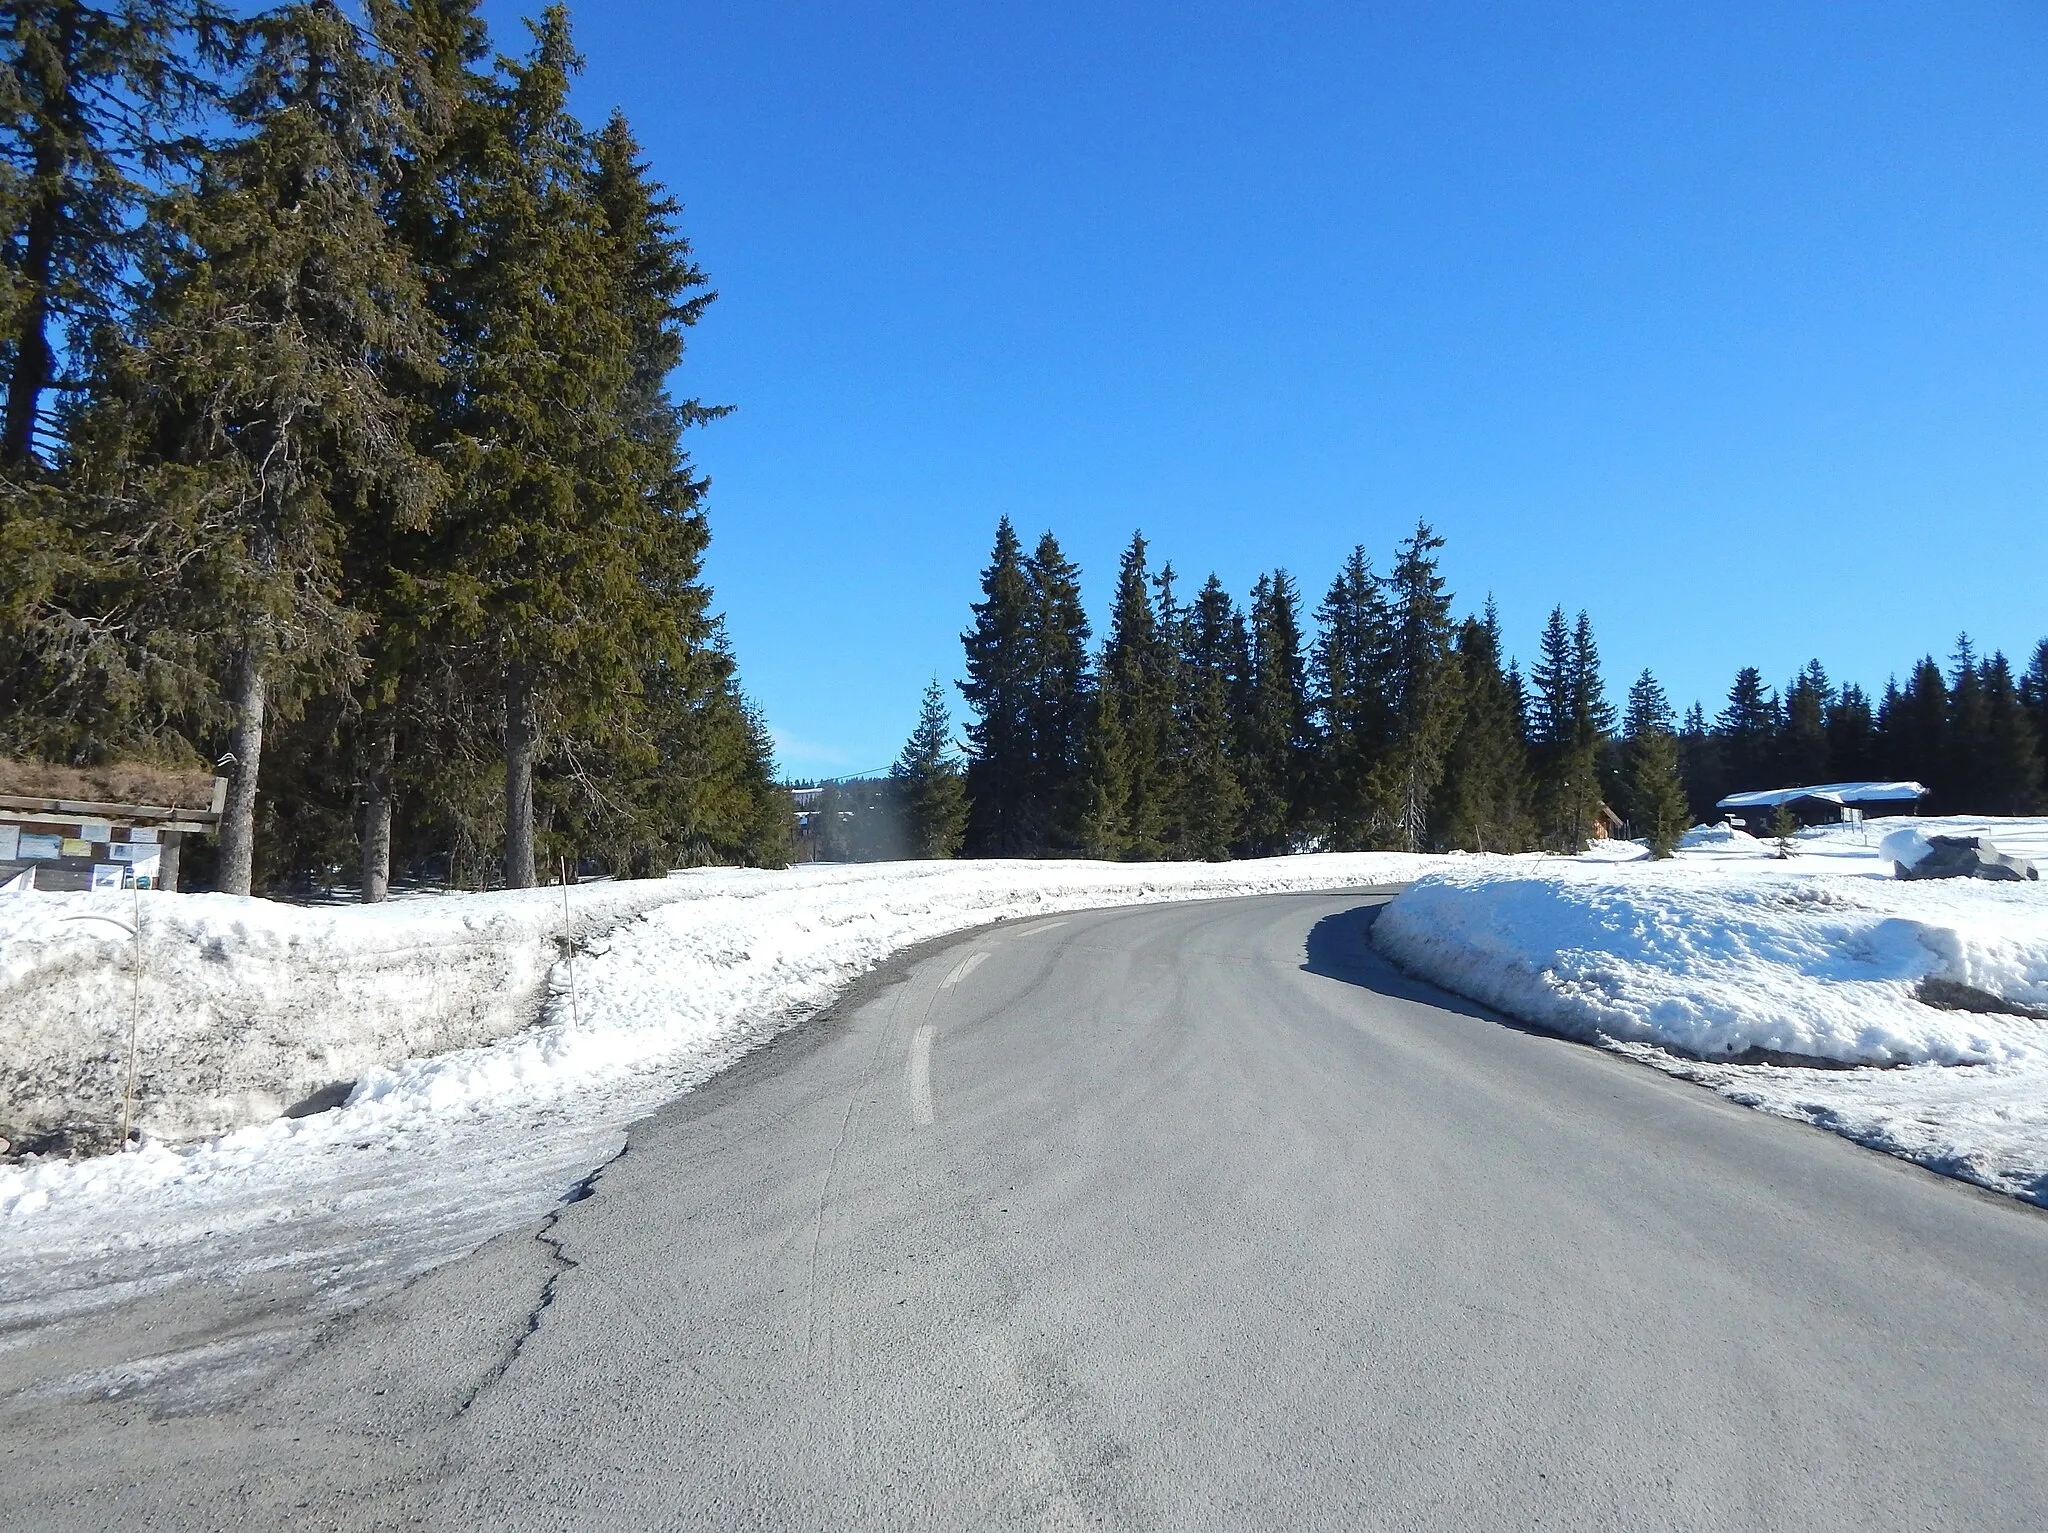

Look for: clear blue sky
[496,0,2048,780]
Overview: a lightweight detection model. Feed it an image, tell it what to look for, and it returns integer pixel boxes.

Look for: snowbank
[1373,852,2048,1202]
[1373,862,2048,1067]
[0,880,706,1151]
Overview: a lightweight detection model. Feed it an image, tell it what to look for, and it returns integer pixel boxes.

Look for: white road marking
[1015,920,1068,935]
[909,1025,935,1126]
[940,950,988,989]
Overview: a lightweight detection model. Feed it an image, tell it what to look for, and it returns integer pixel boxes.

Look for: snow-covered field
[0,854,1442,1403]
[1376,817,2048,1205]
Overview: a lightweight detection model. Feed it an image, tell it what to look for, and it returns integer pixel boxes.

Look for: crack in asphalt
[458,1147,626,1415]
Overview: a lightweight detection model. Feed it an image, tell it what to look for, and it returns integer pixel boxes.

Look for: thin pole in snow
[560,857,581,1028]
[120,883,143,1151]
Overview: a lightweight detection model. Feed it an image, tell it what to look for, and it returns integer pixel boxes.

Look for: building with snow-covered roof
[1715,781,1927,832]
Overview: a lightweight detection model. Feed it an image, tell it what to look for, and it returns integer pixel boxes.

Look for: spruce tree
[546,109,752,879]
[1530,608,1611,851]
[68,0,440,893]
[1080,532,1174,858]
[1715,667,1779,796]
[1435,602,1532,852]
[1238,570,1313,856]
[1881,657,1948,802]
[431,8,680,887]
[1978,652,2043,815]
[1021,530,1090,853]
[1945,636,1991,812]
[1175,574,1244,859]
[1621,669,1688,857]
[1825,683,1877,784]
[1779,660,1831,785]
[1312,546,1391,850]
[893,678,968,858]
[1677,701,1724,822]
[960,516,1032,854]
[1,0,226,469]
[1368,521,1458,851]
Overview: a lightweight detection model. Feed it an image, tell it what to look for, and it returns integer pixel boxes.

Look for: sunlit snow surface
[1376,817,2048,1205]
[0,855,1444,1402]
[6,825,2046,1408]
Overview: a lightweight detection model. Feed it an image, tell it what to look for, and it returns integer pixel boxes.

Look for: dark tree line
[1,0,789,895]
[938,519,2048,865]
[1679,639,2048,822]
[943,517,1665,860]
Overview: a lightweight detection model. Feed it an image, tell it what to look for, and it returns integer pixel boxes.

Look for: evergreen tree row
[1,0,788,895]
[947,517,1651,860]
[940,519,2048,865]
[1679,639,2048,821]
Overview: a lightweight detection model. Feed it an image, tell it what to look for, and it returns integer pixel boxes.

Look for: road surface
[5,890,2047,1530]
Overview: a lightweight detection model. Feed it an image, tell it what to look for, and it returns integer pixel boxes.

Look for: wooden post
[559,858,580,1028]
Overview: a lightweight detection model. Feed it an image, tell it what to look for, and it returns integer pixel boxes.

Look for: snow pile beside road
[1373,860,2048,1202]
[0,880,712,1151]
[1372,863,2048,1067]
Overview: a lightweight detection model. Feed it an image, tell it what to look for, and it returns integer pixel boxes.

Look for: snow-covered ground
[1376,816,2048,1205]
[8,818,2045,1406]
[0,854,1442,1405]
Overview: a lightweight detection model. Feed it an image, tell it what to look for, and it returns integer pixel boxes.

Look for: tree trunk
[360,721,396,903]
[4,11,75,468]
[503,664,536,889]
[216,641,267,896]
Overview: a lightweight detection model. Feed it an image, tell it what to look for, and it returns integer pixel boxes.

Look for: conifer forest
[1,0,789,895]
[887,517,2048,865]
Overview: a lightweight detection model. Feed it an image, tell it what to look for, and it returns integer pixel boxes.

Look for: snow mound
[1373,862,2048,1068]
[1679,823,1763,852]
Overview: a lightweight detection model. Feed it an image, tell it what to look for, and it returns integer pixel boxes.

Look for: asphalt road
[7,891,2048,1530]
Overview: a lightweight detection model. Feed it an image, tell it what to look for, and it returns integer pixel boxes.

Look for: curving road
[7,891,2048,1530]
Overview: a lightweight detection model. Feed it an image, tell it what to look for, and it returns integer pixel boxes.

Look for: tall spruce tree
[1530,608,1610,850]
[893,678,968,858]
[1312,546,1391,850]
[343,0,488,899]
[1780,660,1832,785]
[1621,669,1688,857]
[68,1,440,893]
[1978,651,2043,815]
[1434,601,1531,852]
[1945,636,1991,812]
[432,7,679,887]
[1237,569,1313,855]
[1175,573,1244,859]
[1079,532,1174,858]
[1020,530,1090,853]
[546,109,757,879]
[959,516,1032,854]
[1715,666,1779,802]
[1881,657,1948,803]
[1369,521,1458,852]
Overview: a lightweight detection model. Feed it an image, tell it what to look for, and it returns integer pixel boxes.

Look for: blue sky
[497,1,2048,780]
